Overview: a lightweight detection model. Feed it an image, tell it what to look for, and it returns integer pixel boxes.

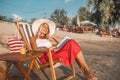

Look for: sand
[0,21,120,80]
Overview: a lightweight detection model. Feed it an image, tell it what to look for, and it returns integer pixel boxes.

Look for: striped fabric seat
[18,22,35,50]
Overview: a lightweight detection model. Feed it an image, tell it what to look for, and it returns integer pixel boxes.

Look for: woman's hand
[50,46,59,52]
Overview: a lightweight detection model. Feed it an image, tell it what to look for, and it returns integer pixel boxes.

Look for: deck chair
[16,21,76,80]
[0,61,6,80]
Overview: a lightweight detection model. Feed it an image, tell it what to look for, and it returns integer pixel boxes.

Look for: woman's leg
[76,51,97,80]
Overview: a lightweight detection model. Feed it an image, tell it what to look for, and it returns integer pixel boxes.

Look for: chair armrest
[27,48,49,54]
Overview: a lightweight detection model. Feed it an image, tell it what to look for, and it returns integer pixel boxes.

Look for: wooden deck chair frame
[0,61,6,80]
[16,21,76,80]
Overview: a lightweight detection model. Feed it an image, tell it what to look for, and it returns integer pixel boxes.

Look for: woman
[32,19,97,80]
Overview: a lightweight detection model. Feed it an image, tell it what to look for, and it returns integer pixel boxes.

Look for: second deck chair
[16,21,76,80]
[0,61,6,80]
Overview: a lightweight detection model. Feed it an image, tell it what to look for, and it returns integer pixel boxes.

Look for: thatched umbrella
[80,20,97,26]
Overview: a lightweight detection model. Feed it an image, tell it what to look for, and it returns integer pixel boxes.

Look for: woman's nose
[43,28,48,32]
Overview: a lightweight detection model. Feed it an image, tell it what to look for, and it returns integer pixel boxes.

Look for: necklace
[39,36,46,39]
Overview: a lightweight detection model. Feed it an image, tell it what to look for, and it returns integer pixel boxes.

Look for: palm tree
[78,7,90,21]
[88,0,120,30]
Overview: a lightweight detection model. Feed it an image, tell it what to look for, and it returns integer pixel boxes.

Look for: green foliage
[72,16,77,26]
[88,0,120,29]
[71,7,90,26]
[78,7,90,21]
[50,9,69,25]
[0,14,7,21]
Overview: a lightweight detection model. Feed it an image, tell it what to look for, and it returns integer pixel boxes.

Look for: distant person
[111,29,118,37]
[32,19,97,80]
[117,28,120,36]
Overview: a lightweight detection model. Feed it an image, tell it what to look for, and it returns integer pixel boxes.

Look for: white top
[36,39,52,48]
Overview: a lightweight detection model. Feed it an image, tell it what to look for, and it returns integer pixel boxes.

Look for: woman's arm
[49,35,60,51]
[51,35,60,44]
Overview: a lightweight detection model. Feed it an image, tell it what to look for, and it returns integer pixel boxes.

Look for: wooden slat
[18,25,31,50]
[48,49,56,80]
[0,66,6,80]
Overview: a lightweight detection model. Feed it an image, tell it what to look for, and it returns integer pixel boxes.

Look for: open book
[57,36,71,49]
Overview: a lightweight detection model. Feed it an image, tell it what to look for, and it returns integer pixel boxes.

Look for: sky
[0,0,88,21]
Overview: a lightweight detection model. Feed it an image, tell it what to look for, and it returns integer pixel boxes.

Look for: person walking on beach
[32,19,97,80]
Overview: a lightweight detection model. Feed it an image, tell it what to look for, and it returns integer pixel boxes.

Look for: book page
[57,36,71,49]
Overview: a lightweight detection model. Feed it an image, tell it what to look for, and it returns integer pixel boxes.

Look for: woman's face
[39,23,49,35]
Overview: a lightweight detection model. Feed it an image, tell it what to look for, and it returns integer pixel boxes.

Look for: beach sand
[0,21,120,80]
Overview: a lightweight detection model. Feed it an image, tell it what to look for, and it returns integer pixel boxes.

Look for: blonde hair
[36,23,50,39]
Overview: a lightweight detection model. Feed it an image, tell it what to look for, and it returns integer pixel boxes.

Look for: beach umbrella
[77,15,80,26]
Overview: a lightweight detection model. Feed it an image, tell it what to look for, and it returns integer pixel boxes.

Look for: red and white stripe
[8,37,24,53]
